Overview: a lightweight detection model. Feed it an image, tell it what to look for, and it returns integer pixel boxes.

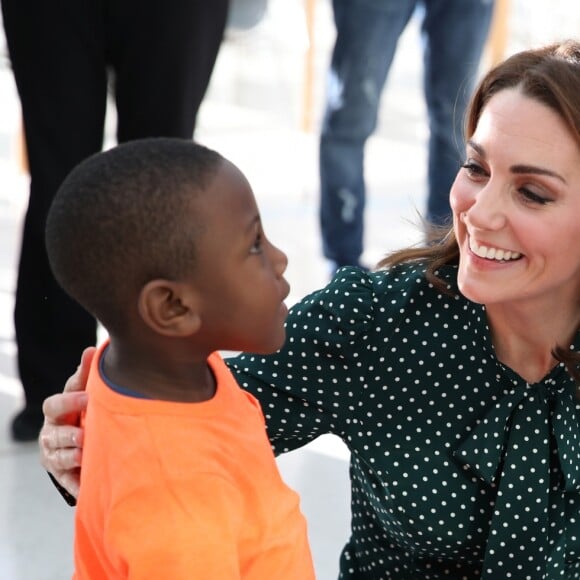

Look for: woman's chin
[457,274,487,305]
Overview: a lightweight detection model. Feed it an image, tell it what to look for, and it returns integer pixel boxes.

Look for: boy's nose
[272,244,288,277]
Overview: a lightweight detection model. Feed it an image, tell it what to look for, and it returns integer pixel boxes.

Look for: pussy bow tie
[454,374,580,579]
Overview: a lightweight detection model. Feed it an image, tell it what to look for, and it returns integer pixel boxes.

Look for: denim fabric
[319,0,494,265]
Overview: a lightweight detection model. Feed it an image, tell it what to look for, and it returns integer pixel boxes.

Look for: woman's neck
[485,301,579,384]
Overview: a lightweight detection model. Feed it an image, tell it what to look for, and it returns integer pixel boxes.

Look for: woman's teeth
[470,240,521,261]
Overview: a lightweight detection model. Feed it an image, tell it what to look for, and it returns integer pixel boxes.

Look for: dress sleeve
[228,266,377,454]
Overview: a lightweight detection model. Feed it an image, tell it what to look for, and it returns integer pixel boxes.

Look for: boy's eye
[250,232,263,254]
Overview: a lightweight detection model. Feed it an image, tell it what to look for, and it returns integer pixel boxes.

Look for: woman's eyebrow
[509,164,567,184]
[466,139,485,157]
[466,139,567,184]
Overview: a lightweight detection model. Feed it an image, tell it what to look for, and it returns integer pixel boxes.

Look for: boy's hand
[39,346,95,499]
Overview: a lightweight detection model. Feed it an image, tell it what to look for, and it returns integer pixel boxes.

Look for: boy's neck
[102,340,217,403]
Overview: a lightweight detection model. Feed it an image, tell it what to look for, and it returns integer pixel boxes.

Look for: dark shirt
[228,264,580,579]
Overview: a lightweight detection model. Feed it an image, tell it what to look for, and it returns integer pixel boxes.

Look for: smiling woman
[41,41,580,579]
[452,88,580,357]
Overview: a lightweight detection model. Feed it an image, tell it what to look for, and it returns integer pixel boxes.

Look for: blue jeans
[319,0,494,266]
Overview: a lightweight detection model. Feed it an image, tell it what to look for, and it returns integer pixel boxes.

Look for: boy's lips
[281,280,290,302]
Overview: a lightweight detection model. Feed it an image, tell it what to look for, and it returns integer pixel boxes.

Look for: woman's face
[450,88,580,310]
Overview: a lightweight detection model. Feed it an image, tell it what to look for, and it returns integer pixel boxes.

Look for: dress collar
[453,327,579,578]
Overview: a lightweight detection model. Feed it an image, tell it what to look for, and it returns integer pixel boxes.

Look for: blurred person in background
[320,0,495,271]
[1,0,229,441]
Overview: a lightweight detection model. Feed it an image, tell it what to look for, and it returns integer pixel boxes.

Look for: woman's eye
[461,161,487,179]
[520,187,551,205]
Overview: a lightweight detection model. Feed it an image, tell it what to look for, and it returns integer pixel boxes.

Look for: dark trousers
[1,0,228,415]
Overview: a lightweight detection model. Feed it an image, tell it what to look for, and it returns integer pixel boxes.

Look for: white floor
[0,1,576,578]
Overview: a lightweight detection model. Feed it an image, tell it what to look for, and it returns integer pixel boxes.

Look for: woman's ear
[137,279,201,337]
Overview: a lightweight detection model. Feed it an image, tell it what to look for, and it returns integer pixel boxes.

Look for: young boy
[45,138,315,579]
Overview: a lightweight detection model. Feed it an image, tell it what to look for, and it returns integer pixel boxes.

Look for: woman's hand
[39,346,95,499]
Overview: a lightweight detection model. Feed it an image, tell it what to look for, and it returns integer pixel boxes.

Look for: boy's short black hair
[46,138,223,334]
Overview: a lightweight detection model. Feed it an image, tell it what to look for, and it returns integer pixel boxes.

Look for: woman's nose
[465,182,507,231]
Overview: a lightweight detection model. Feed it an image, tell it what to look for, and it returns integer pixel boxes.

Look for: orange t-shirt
[73,343,314,579]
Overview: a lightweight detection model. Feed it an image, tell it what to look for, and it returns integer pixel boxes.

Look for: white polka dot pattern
[228,264,580,578]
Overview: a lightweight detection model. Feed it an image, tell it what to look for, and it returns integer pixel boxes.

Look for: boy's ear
[137,279,201,337]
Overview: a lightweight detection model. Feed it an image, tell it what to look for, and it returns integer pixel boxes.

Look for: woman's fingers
[42,391,88,426]
[63,346,96,393]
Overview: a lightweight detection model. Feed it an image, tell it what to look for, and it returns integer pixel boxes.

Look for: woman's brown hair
[377,40,580,384]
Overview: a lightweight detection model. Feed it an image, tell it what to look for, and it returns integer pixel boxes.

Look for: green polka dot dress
[229,265,580,579]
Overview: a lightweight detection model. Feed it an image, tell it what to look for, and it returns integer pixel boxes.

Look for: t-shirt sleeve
[108,475,244,579]
[228,266,378,454]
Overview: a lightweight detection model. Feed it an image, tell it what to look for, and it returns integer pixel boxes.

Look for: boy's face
[186,160,290,354]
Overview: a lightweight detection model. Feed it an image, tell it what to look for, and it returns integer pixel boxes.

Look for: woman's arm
[39,346,95,501]
[228,266,377,454]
